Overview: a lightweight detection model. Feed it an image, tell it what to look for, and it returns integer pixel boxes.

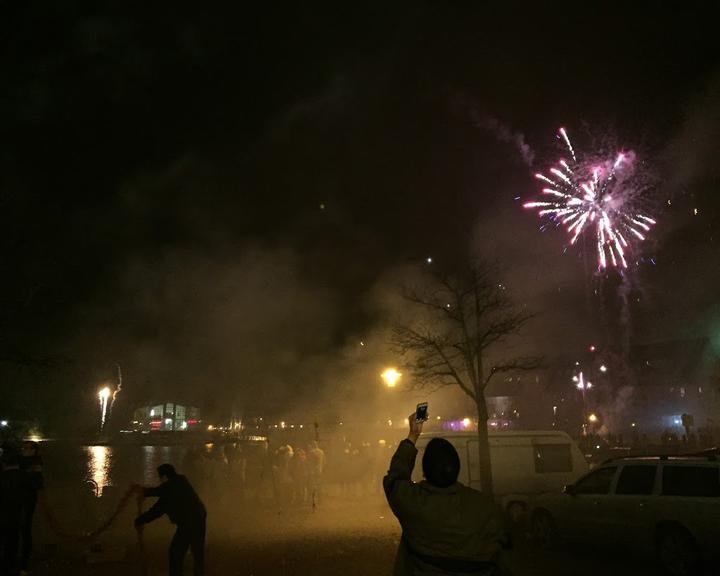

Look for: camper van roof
[419,430,571,440]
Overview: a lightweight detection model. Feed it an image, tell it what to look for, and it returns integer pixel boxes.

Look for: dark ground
[30,494,663,576]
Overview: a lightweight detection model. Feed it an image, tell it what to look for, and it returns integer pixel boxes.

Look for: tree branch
[393,258,538,407]
[482,356,544,389]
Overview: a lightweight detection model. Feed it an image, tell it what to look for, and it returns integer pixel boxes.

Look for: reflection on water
[74,444,189,497]
[143,446,175,485]
[86,445,111,497]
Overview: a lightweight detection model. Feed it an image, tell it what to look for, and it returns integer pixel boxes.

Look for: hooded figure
[384,415,509,575]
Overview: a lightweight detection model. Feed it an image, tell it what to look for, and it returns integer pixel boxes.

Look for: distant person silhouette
[384,413,509,575]
[307,441,325,507]
[1,445,23,576]
[134,464,206,576]
[19,441,43,575]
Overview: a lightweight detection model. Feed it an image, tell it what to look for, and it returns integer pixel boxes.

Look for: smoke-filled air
[1,4,719,576]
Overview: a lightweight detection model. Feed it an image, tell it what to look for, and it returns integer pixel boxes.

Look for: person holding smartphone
[383,406,509,576]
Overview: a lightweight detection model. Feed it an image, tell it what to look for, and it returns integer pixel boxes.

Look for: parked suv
[530,455,720,575]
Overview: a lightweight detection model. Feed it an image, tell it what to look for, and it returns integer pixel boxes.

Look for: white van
[413,430,588,518]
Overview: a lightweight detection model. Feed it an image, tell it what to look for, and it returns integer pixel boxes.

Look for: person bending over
[134,463,206,576]
[384,413,510,575]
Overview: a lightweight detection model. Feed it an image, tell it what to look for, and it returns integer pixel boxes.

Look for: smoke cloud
[476,116,535,167]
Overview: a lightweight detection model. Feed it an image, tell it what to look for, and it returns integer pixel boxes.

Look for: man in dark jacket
[384,413,509,576]
[1,446,23,576]
[19,441,43,574]
[134,463,206,576]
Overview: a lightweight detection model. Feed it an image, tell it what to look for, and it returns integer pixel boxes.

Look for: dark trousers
[169,519,206,576]
[1,521,21,576]
[19,499,37,570]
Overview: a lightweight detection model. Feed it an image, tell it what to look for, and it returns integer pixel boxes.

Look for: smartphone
[415,402,429,422]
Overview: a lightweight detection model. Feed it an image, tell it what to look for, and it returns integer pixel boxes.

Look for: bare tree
[392,259,540,495]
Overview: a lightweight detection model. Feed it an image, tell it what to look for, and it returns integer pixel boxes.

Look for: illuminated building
[132,402,200,431]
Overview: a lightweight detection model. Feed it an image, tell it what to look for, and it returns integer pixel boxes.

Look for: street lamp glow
[599,365,607,373]
[587,413,599,423]
[381,368,402,388]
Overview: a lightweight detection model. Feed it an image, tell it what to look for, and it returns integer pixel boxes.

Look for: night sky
[1,2,718,430]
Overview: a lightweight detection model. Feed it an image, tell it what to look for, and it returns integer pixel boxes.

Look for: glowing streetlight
[599,365,607,373]
[587,413,599,423]
[381,368,402,388]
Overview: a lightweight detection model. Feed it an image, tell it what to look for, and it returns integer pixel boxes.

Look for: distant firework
[99,387,111,430]
[523,128,656,269]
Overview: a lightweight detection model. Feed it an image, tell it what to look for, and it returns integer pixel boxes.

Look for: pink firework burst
[523,127,656,269]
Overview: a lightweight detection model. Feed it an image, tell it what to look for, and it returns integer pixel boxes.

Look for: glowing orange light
[381,368,402,388]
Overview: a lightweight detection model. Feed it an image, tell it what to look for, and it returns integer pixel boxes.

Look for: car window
[534,444,572,473]
[615,465,656,495]
[662,466,720,497]
[573,466,617,495]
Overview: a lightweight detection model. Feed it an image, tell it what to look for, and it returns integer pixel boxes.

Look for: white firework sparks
[523,127,656,269]
[99,387,111,430]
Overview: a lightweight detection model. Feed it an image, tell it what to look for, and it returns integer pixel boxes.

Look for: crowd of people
[1,423,507,575]
[0,441,43,576]
[181,439,327,510]
[132,414,512,576]
[270,441,325,508]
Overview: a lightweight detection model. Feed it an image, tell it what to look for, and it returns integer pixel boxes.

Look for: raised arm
[383,412,424,514]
